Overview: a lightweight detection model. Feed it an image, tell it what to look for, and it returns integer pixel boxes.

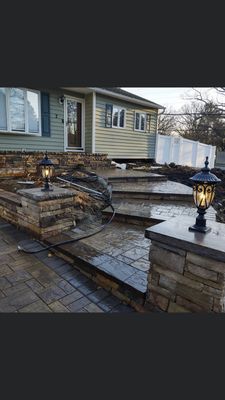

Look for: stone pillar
[145,216,225,313]
[17,186,76,239]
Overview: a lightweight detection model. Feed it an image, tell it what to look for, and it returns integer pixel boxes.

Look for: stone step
[107,174,167,183]
[44,221,150,305]
[103,200,217,226]
[111,180,193,202]
[87,168,167,183]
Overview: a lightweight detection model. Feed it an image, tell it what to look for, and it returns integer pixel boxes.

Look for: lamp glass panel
[193,183,215,209]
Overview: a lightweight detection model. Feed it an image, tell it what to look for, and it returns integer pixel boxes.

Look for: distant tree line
[158,88,225,151]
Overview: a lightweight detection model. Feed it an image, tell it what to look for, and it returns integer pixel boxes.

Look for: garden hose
[17,173,115,254]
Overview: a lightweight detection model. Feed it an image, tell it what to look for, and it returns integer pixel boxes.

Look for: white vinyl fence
[215,151,225,167]
[155,134,216,168]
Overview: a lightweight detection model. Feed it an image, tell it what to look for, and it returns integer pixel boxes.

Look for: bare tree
[176,100,225,150]
[187,88,225,114]
[158,107,177,135]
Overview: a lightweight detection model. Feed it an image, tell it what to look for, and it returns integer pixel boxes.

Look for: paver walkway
[0,219,134,313]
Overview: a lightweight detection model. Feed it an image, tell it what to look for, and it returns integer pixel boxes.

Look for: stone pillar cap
[145,216,225,263]
[17,186,75,201]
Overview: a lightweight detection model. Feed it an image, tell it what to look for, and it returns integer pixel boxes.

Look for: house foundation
[145,216,225,312]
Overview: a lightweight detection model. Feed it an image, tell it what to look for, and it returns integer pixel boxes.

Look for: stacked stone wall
[146,240,225,312]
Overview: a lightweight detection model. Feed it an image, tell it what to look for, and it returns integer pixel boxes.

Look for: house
[0,87,163,160]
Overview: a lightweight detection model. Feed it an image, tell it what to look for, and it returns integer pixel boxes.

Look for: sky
[122,87,223,111]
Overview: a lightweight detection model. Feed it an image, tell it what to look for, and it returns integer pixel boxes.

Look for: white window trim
[64,95,85,152]
[0,88,42,136]
[134,111,147,132]
[112,105,126,129]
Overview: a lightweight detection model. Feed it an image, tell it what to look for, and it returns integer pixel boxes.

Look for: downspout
[92,91,96,153]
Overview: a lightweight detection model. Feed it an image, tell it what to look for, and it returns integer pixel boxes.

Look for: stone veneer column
[17,186,76,239]
[145,216,225,313]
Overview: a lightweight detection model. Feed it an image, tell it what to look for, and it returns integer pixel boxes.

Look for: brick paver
[0,219,134,313]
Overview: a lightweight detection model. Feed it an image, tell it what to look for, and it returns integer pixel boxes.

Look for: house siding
[84,93,93,153]
[95,94,158,159]
[0,88,85,152]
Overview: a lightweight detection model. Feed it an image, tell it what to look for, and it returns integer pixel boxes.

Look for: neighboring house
[0,87,163,160]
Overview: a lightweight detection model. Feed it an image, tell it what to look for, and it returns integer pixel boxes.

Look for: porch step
[111,180,193,202]
[103,200,217,226]
[87,168,167,183]
[107,174,167,183]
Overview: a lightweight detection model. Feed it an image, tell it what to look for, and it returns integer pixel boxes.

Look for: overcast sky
[122,87,222,110]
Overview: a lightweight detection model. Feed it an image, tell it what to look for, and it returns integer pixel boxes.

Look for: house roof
[62,87,164,109]
[102,87,164,109]
[92,87,164,109]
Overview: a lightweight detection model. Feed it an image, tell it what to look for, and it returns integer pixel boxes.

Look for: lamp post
[189,156,221,233]
[39,151,54,191]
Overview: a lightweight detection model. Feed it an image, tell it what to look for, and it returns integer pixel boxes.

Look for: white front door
[64,97,84,151]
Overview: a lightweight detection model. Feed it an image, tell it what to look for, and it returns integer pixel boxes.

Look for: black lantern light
[189,156,221,233]
[39,151,54,191]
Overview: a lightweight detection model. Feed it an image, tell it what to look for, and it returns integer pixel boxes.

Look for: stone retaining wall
[145,216,225,313]
[147,241,225,312]
[0,151,110,177]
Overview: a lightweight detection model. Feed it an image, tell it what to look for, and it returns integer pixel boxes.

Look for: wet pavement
[87,168,166,180]
[111,180,193,195]
[0,219,135,313]
[106,199,217,221]
[46,220,151,294]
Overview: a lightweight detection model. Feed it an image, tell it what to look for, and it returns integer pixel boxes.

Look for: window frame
[0,87,42,136]
[112,105,126,129]
[134,111,147,132]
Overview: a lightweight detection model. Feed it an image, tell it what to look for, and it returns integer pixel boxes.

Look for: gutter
[88,87,164,110]
[60,86,164,110]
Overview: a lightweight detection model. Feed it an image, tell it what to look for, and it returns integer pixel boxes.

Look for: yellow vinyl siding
[95,94,158,159]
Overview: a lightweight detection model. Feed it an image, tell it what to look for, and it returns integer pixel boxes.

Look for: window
[112,106,125,128]
[0,88,41,134]
[135,112,146,131]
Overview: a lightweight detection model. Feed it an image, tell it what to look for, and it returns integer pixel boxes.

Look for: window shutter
[105,104,112,128]
[41,92,50,137]
[146,113,151,132]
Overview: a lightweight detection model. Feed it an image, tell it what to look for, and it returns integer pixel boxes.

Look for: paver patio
[0,219,134,313]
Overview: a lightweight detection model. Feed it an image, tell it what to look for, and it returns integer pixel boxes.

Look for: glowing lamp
[39,151,54,191]
[189,156,221,233]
